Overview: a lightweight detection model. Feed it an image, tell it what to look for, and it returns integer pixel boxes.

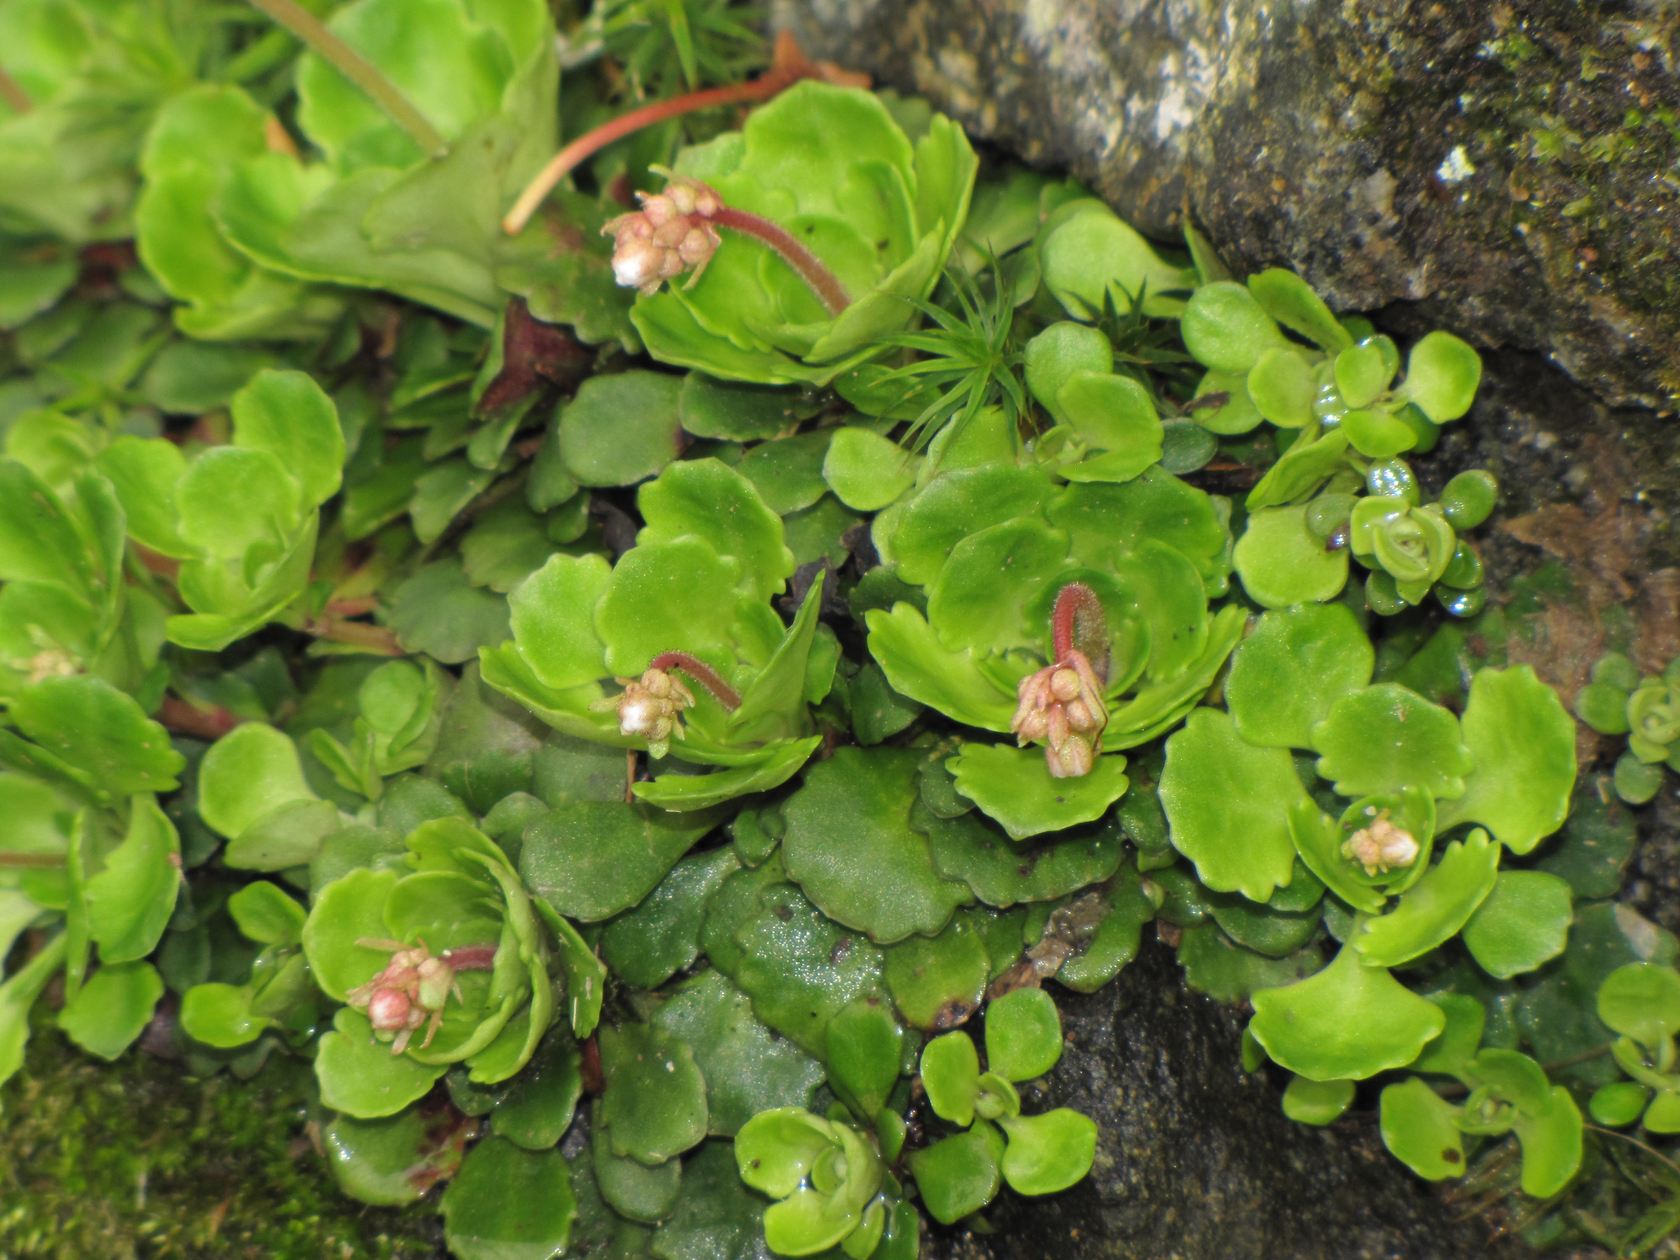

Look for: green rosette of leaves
[631,80,979,385]
[0,680,186,1091]
[907,989,1097,1225]
[734,1108,889,1257]
[302,818,561,1118]
[480,457,830,811]
[1576,652,1680,803]
[198,0,581,331]
[863,461,1243,838]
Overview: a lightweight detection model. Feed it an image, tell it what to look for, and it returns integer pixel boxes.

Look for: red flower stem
[159,695,243,741]
[504,71,796,236]
[0,65,31,114]
[441,945,498,971]
[648,651,741,710]
[0,852,65,869]
[1051,583,1110,681]
[712,206,851,315]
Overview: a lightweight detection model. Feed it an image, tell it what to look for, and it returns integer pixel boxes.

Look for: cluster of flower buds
[603,175,723,295]
[346,939,465,1055]
[602,665,698,759]
[1011,649,1109,778]
[1341,815,1420,876]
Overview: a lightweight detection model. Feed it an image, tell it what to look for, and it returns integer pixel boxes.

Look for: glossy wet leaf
[1461,870,1573,980]
[1225,604,1375,749]
[946,742,1128,841]
[718,879,886,1056]
[1246,348,1316,428]
[1248,944,1445,1080]
[492,1032,584,1151]
[782,748,970,944]
[325,1106,471,1207]
[1436,666,1575,854]
[998,1109,1097,1195]
[653,968,824,1135]
[921,800,1120,914]
[600,1022,709,1165]
[1353,831,1501,968]
[600,848,740,990]
[1312,684,1470,801]
[1379,1077,1464,1179]
[442,1135,576,1260]
[1175,922,1323,1003]
[197,723,319,841]
[824,997,905,1119]
[882,918,988,1031]
[4,676,183,803]
[1160,708,1307,902]
[519,802,717,922]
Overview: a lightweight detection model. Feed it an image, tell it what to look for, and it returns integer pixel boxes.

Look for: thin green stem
[244,0,445,156]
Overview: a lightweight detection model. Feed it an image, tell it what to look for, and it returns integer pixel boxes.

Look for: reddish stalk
[713,206,851,314]
[0,852,65,869]
[502,32,866,236]
[1050,582,1110,682]
[0,65,31,114]
[440,945,498,971]
[305,613,404,656]
[647,651,741,709]
[159,695,243,741]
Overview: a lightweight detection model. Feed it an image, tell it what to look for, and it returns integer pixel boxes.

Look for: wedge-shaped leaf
[1234,505,1348,608]
[1462,870,1572,979]
[1161,708,1306,902]
[198,723,318,840]
[326,1107,473,1207]
[600,849,740,991]
[1249,944,1444,1081]
[1379,1077,1464,1180]
[2,676,183,803]
[986,988,1063,1082]
[1512,1086,1583,1198]
[909,1126,1002,1224]
[922,793,1125,908]
[1599,963,1680,1048]
[1436,666,1576,854]
[557,369,683,487]
[883,917,988,1030]
[999,1109,1097,1195]
[229,369,344,509]
[921,1031,981,1127]
[636,458,794,602]
[1353,831,1501,968]
[824,997,905,1120]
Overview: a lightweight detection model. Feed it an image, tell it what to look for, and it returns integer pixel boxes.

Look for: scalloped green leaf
[882,917,988,1031]
[946,743,1128,841]
[441,1136,576,1260]
[600,1022,708,1166]
[1160,709,1307,902]
[316,1007,447,1119]
[1436,666,1576,854]
[1226,603,1374,749]
[636,457,794,601]
[519,801,717,922]
[56,961,163,1060]
[84,796,180,963]
[781,748,971,944]
[1312,684,1470,800]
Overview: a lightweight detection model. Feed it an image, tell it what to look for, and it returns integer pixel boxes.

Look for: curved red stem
[648,651,741,710]
[1051,583,1110,683]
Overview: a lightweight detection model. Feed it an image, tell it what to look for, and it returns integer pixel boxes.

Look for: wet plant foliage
[1,2,1678,1256]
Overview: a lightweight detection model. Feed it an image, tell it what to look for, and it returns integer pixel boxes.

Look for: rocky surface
[773,0,1680,411]
[924,939,1520,1260]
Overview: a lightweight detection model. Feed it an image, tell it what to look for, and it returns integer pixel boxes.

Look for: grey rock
[773,0,1680,410]
[924,939,1519,1260]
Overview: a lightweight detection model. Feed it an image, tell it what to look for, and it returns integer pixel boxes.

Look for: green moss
[0,1028,443,1259]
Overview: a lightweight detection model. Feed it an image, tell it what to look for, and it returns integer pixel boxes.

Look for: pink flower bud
[602,176,724,297]
[366,987,413,1032]
[1010,649,1109,778]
